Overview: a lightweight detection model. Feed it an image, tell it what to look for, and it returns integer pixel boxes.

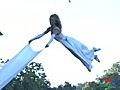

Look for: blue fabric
[31,32,45,40]
[55,33,97,72]
[59,37,93,72]
[0,44,42,89]
[47,34,56,46]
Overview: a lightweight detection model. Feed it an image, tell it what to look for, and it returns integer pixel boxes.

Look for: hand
[45,44,49,48]
[28,40,33,44]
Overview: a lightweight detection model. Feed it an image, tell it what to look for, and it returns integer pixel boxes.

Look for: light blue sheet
[0,44,41,89]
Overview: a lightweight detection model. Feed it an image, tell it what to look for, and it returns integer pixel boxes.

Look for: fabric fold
[55,33,96,72]
[0,44,42,89]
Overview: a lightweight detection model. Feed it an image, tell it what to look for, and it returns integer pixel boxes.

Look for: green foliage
[101,62,120,90]
[1,59,77,90]
[2,61,51,90]
[1,58,120,90]
[82,61,120,90]
[51,82,76,90]
[82,81,100,90]
[96,61,120,90]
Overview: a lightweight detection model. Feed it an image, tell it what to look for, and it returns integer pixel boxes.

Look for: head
[49,14,62,29]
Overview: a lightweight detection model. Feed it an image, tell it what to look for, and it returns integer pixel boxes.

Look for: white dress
[55,33,96,72]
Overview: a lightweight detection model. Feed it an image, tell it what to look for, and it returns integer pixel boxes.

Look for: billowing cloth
[0,45,41,89]
[0,32,99,89]
[55,33,95,72]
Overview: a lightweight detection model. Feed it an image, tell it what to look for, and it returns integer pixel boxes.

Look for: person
[29,14,101,72]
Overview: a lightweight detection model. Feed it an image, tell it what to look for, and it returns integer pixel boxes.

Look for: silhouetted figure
[0,32,3,36]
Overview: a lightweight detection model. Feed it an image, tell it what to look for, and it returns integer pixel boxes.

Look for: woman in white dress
[29,14,101,72]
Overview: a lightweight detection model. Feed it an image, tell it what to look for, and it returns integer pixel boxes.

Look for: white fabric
[0,45,41,89]
[0,33,99,89]
[55,33,95,71]
[47,34,56,46]
[31,32,45,40]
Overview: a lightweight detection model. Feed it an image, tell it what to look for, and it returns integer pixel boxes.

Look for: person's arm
[45,34,56,48]
[31,32,45,40]
[29,27,50,44]
[45,26,61,48]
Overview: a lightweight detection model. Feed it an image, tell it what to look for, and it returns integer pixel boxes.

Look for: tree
[81,61,120,90]
[76,83,83,90]
[82,81,100,90]
[82,82,91,90]
[102,62,120,90]
[63,82,76,90]
[1,61,51,90]
[1,58,120,90]
[51,82,76,90]
[96,61,120,90]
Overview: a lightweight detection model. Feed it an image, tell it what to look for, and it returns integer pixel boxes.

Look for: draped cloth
[55,33,96,72]
[0,45,41,89]
[0,33,99,89]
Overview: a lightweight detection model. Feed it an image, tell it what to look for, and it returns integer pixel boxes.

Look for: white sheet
[0,45,41,89]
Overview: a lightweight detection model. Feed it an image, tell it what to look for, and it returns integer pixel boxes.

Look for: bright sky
[0,0,120,87]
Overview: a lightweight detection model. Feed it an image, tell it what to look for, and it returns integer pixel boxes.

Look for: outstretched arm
[45,34,56,48]
[31,32,45,40]
[29,27,50,44]
[45,26,61,48]
[29,32,45,44]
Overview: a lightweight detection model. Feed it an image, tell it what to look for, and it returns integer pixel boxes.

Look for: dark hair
[50,14,62,29]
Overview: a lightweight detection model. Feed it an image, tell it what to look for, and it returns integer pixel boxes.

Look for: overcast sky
[0,0,120,87]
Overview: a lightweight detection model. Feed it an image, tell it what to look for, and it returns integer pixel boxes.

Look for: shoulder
[53,26,61,35]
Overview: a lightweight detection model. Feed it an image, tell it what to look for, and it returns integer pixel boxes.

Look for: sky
[0,0,120,87]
